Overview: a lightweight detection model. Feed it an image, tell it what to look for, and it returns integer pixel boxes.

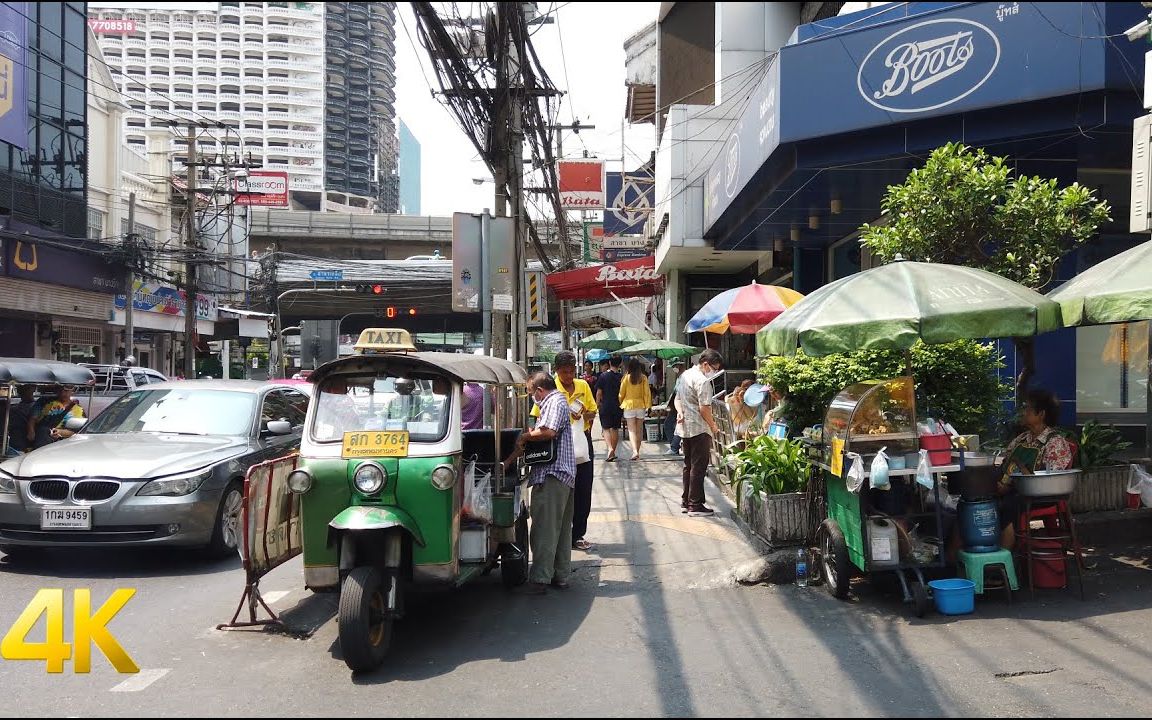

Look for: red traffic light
[372,285,384,295]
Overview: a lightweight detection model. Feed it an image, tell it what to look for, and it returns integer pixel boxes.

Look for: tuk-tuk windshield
[311,372,452,443]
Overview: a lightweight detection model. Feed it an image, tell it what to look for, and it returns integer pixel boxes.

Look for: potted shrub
[730,435,810,546]
[1071,420,1133,512]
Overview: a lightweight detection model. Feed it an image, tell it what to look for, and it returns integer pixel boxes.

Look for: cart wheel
[818,519,852,600]
[338,566,393,673]
[501,505,529,588]
[911,582,931,618]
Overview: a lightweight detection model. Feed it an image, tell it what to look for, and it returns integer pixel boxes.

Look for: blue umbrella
[585,348,610,362]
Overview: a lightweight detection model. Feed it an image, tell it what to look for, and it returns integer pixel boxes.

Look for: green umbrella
[615,339,701,359]
[1048,239,1152,326]
[757,260,1063,357]
[578,326,658,351]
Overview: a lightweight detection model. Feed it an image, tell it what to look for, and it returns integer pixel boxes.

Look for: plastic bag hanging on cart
[915,449,934,491]
[846,452,865,493]
[870,447,891,490]
[462,459,477,516]
[471,465,493,523]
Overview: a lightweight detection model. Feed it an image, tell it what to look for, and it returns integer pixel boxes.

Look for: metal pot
[1012,469,1081,498]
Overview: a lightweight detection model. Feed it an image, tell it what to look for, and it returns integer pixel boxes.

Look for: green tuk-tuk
[287,329,530,672]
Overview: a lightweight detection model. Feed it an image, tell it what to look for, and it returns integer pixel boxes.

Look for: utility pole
[123,192,137,364]
[184,125,198,379]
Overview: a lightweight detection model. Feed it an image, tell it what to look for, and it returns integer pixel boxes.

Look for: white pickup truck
[77,364,169,417]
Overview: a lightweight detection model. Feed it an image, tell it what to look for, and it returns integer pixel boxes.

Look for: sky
[395,2,660,217]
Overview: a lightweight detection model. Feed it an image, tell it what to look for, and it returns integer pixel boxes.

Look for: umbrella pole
[904,349,913,379]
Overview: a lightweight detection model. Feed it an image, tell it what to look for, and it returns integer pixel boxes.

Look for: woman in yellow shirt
[618,357,652,460]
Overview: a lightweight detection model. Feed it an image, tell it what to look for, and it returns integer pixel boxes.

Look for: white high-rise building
[89,2,397,213]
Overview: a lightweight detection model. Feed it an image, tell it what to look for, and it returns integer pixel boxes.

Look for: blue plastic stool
[958,548,1019,601]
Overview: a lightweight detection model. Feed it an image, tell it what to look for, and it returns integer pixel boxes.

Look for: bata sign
[594,263,659,283]
[858,18,1000,113]
[558,159,605,210]
[233,171,289,206]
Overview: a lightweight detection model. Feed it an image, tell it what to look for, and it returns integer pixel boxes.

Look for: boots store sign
[777,2,1132,141]
[858,19,1000,114]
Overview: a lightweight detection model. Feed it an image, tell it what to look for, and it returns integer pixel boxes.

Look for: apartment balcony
[124,38,147,49]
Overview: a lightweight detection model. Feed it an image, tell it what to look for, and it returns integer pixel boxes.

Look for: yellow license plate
[341,431,410,458]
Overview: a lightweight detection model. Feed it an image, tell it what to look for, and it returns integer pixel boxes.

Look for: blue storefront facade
[702,1,1149,446]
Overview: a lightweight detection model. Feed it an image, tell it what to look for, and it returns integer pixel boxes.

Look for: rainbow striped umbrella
[685,282,805,334]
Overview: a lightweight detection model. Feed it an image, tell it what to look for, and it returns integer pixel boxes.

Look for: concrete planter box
[1070,465,1132,513]
[739,489,807,547]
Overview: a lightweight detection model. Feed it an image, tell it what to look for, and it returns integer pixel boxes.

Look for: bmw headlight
[430,464,457,491]
[287,469,313,494]
[353,462,386,495]
[137,469,211,497]
[0,468,14,494]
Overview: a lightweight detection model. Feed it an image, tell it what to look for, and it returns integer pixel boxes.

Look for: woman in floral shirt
[996,388,1075,549]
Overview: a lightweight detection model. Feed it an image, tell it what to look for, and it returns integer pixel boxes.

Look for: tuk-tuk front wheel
[338,566,393,672]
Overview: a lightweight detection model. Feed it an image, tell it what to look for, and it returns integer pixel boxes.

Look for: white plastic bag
[471,465,493,522]
[1127,463,1152,508]
[915,449,935,490]
[845,452,865,493]
[870,447,891,490]
[462,460,477,516]
[571,414,591,464]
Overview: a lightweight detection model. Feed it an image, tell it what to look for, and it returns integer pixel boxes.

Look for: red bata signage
[546,256,664,301]
[233,171,289,207]
[558,159,605,210]
[88,18,138,34]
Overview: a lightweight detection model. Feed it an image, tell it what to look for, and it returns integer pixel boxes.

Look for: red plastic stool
[1015,495,1085,600]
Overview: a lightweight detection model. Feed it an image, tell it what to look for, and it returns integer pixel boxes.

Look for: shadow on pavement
[0,545,241,578]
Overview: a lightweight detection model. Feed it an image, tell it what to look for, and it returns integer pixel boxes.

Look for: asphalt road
[3,451,1152,717]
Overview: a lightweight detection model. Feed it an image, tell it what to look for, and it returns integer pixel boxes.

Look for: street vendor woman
[994,388,1076,549]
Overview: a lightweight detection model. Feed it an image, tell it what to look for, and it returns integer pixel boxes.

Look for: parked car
[76,363,168,418]
[0,380,310,556]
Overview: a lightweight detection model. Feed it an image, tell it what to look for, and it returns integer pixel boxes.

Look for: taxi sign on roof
[354,328,416,354]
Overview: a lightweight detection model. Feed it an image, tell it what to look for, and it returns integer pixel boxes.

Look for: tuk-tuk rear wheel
[501,509,530,588]
[338,566,393,673]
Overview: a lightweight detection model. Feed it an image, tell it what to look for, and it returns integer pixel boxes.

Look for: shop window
[1076,321,1149,415]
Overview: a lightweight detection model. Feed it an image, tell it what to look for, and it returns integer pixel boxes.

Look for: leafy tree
[860,142,1111,289]
[759,340,1010,440]
[859,142,1110,394]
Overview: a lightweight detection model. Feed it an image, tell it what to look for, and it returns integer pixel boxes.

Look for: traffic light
[354,283,385,295]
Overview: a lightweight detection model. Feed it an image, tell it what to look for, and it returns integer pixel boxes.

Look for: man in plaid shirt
[503,372,576,594]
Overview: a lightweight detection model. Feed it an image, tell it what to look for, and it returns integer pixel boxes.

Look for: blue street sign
[309,269,344,281]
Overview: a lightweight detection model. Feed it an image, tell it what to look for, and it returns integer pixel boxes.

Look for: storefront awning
[545,256,664,301]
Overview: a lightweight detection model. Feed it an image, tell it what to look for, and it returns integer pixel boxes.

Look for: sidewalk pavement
[579,433,1152,592]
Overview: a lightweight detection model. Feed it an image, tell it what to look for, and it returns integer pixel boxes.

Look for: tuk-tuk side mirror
[63,417,88,432]
[265,420,293,436]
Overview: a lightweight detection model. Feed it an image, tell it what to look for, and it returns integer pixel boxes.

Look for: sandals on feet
[573,539,594,551]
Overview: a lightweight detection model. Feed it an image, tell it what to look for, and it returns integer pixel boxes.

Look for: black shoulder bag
[523,438,557,466]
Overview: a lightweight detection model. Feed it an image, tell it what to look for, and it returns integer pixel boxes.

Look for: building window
[120,218,158,245]
[87,207,106,240]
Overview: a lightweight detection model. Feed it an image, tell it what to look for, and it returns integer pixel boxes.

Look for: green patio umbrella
[757,260,1063,357]
[1047,239,1152,326]
[578,326,658,351]
[614,339,701,360]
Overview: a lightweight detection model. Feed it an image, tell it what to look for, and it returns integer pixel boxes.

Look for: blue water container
[958,498,1000,553]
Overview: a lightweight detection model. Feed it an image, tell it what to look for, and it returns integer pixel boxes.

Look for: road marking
[110,668,170,692]
[262,590,290,605]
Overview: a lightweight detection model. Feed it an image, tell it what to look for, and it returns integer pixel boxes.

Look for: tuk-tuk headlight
[353,462,386,495]
[431,464,457,491]
[287,469,313,494]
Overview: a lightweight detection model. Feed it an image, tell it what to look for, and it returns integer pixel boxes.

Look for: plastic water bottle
[795,548,809,587]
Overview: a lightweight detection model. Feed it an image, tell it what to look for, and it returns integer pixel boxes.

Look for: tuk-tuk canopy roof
[0,358,96,386]
[311,351,529,386]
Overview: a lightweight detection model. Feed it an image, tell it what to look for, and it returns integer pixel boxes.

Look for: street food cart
[812,376,961,616]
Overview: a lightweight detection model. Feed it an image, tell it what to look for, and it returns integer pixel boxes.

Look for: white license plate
[40,507,91,530]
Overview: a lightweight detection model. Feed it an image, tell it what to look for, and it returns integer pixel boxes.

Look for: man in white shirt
[677,349,724,517]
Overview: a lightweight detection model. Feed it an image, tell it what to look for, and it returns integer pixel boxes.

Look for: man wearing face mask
[502,373,576,594]
[678,349,724,517]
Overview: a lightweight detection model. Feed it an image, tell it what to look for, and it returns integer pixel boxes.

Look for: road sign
[525,270,547,327]
[452,212,515,313]
[309,270,343,281]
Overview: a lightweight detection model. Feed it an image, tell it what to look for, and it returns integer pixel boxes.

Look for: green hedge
[757,340,1009,438]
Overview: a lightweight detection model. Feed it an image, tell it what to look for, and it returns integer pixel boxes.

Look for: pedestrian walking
[618,357,652,460]
[594,356,625,462]
[678,349,724,516]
